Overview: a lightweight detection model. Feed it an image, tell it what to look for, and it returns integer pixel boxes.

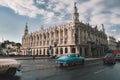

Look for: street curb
[0,57,102,63]
[15,57,102,63]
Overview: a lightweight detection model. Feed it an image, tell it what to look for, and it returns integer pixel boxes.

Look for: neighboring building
[6,43,17,49]
[1,40,21,55]
[107,36,117,51]
[21,2,108,57]
[116,41,120,50]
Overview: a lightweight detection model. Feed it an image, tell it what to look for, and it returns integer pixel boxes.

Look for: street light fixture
[54,40,58,56]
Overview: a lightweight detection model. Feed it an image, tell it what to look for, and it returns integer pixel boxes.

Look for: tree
[1,43,6,48]
[16,43,21,49]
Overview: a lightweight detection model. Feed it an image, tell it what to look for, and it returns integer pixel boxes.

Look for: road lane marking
[94,69,104,74]
[85,62,102,66]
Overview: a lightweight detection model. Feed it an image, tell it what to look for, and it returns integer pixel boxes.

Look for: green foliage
[1,43,6,48]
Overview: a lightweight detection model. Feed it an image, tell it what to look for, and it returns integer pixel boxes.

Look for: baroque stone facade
[21,3,108,57]
[107,36,117,51]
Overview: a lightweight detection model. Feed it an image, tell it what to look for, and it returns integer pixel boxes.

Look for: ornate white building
[107,36,117,51]
[21,3,108,57]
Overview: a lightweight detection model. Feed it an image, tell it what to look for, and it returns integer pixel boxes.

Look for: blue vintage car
[57,53,85,67]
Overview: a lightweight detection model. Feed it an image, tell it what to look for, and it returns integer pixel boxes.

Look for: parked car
[56,53,85,67]
[102,53,116,64]
[115,54,120,61]
[0,59,21,76]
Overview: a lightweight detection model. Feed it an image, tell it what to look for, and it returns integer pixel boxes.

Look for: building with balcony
[21,2,108,57]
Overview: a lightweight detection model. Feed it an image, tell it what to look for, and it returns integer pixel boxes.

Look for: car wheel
[81,60,84,65]
[59,63,63,67]
[68,63,72,66]
[6,68,16,76]
[103,61,106,64]
[114,61,116,64]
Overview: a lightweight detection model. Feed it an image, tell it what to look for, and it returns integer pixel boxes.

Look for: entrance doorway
[65,48,68,53]
[71,48,76,53]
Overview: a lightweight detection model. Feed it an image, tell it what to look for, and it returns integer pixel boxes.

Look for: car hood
[0,59,20,65]
[79,56,85,60]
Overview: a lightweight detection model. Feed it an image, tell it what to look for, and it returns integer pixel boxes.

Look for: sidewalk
[0,56,102,61]
[0,56,50,60]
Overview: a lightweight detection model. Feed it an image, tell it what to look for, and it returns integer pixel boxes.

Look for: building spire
[72,2,79,23]
[102,24,105,32]
[25,23,28,29]
[24,23,28,35]
[74,2,76,8]
[74,2,77,13]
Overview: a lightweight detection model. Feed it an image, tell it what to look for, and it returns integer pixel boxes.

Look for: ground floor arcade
[21,44,106,57]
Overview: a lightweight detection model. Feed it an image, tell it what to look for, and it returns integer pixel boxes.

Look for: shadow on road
[0,75,21,80]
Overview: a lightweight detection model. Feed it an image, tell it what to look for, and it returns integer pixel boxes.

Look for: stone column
[67,28,72,44]
[49,32,51,45]
[63,29,65,45]
[42,33,43,46]
[53,48,55,56]
[76,46,79,54]
[63,47,65,55]
[68,47,71,53]
[82,47,85,57]
[98,48,100,57]
[58,47,60,57]
[88,43,92,57]
[59,30,61,45]
[78,29,80,44]
[81,31,82,43]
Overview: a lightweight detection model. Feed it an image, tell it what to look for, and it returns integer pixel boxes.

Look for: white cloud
[35,0,45,4]
[0,0,120,40]
[111,29,117,32]
[117,37,120,41]
[44,12,55,24]
[0,0,45,18]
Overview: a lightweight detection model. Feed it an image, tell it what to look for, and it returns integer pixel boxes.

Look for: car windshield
[104,53,113,58]
[63,53,77,57]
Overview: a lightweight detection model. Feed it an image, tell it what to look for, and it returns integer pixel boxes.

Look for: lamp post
[48,40,58,58]
[27,48,32,56]
[49,45,52,56]
[54,41,58,57]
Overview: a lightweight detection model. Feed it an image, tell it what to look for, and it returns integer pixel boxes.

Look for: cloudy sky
[0,0,120,43]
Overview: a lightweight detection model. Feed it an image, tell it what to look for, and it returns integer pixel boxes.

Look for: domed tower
[72,2,79,24]
[24,23,28,35]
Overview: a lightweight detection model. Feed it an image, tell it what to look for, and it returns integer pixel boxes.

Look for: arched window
[47,49,49,56]
[36,49,38,56]
[65,48,68,53]
[33,50,35,55]
[47,33,49,38]
[51,48,54,55]
[60,48,63,54]
[56,48,58,54]
[40,50,41,55]
[43,49,45,55]
[40,34,42,40]
[71,48,76,53]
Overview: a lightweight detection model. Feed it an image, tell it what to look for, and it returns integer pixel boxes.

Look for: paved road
[0,59,120,80]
